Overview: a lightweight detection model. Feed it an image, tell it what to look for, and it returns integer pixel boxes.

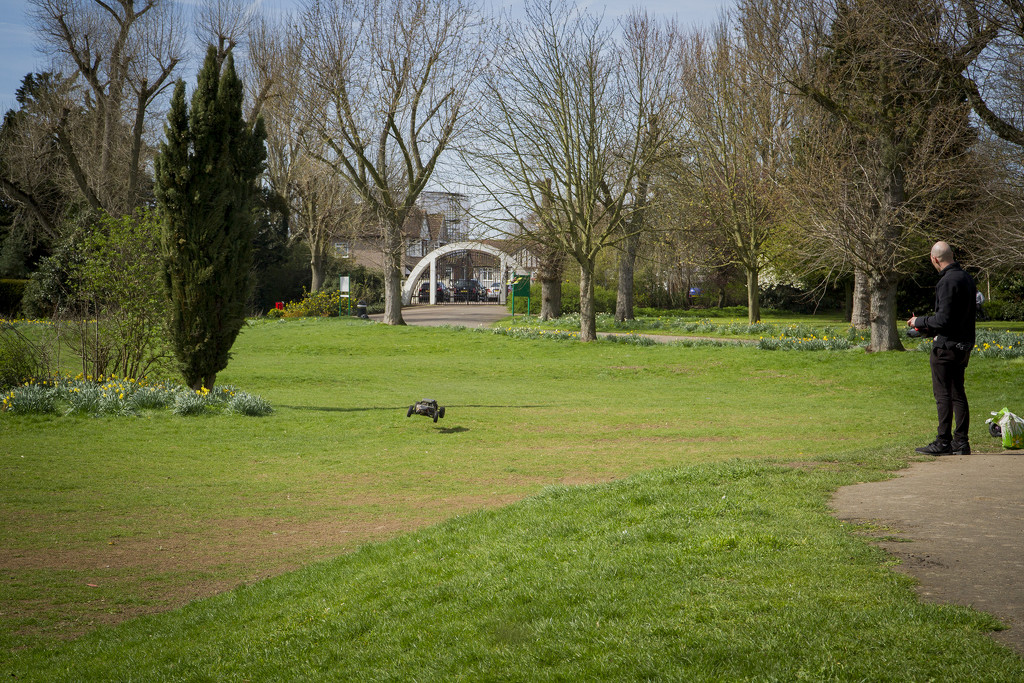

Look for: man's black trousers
[930,345,971,444]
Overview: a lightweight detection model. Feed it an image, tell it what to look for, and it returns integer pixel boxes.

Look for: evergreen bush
[155,47,267,390]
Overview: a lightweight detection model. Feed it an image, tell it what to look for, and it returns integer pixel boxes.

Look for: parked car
[486,282,502,301]
[418,281,449,303]
[453,279,484,302]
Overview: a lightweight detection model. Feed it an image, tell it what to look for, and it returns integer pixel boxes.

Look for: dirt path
[831,453,1024,655]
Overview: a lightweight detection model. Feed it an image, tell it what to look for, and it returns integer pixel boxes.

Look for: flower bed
[1,374,273,417]
[913,330,1024,360]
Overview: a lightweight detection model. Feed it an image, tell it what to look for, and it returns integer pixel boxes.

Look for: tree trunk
[866,272,904,352]
[746,266,760,323]
[844,278,853,323]
[615,231,640,322]
[536,180,563,321]
[381,223,406,325]
[579,262,597,342]
[129,89,146,205]
[541,279,562,320]
[310,245,324,293]
[852,268,871,329]
[538,244,564,321]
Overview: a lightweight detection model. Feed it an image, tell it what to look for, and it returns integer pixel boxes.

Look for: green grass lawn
[2,317,1023,679]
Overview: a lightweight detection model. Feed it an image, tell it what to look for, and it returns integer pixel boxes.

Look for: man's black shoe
[950,441,971,455]
[915,441,952,455]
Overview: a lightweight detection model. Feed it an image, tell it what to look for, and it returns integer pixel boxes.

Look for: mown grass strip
[4,458,1022,681]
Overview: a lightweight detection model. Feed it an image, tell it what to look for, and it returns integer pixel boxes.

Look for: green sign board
[511,274,531,297]
[511,274,531,316]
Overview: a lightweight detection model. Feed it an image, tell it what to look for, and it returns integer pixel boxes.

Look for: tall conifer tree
[155,47,267,390]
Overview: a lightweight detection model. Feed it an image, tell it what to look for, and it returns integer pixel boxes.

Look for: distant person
[907,241,977,455]
[976,290,987,321]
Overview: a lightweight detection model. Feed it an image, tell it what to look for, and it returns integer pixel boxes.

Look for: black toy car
[406,398,446,422]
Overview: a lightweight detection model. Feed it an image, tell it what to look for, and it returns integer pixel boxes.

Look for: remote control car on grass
[407,398,446,422]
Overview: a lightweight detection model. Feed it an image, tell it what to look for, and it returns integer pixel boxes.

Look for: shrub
[345,265,386,309]
[22,211,173,381]
[983,299,1024,322]
[0,279,27,317]
[282,289,342,318]
[20,236,85,319]
[0,322,49,390]
[74,211,173,380]
[760,284,843,315]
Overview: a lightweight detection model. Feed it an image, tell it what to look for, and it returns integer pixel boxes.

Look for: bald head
[930,241,954,271]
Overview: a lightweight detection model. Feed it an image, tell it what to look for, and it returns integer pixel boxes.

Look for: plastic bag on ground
[987,408,1024,450]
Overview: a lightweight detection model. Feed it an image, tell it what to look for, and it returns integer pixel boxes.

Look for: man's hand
[907,316,918,328]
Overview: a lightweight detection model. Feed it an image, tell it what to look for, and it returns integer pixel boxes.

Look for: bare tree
[613,14,681,323]
[903,1,1024,267]
[195,0,254,66]
[904,1,1024,149]
[678,11,796,324]
[299,0,489,325]
[28,0,184,216]
[126,1,184,198]
[243,13,282,123]
[776,0,985,350]
[965,137,1024,269]
[247,18,357,293]
[468,1,680,341]
[779,1,1024,273]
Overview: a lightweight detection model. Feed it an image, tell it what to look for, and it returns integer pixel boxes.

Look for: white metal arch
[402,241,527,305]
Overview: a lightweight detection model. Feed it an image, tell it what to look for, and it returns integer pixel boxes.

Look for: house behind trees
[336,191,537,290]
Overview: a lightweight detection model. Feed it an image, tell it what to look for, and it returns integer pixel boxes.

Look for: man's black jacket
[918,262,976,349]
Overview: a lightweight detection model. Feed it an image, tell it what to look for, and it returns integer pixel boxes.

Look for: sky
[0,0,732,114]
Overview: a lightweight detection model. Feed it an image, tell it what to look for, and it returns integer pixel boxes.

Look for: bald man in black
[908,241,976,455]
